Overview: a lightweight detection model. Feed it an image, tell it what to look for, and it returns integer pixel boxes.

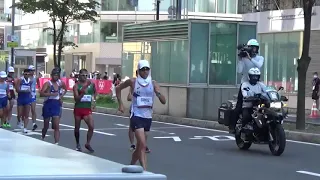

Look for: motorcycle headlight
[270,102,282,109]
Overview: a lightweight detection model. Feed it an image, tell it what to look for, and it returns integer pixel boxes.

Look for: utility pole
[176,0,181,19]
[10,0,15,67]
[156,0,160,20]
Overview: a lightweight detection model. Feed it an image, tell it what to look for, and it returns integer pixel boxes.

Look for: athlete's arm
[36,77,40,89]
[153,80,166,104]
[14,79,22,93]
[116,78,132,106]
[127,86,133,101]
[73,83,85,102]
[60,81,67,98]
[92,83,97,101]
[39,82,53,97]
[6,82,10,99]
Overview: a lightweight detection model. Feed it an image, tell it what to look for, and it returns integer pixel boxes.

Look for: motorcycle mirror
[278,86,284,91]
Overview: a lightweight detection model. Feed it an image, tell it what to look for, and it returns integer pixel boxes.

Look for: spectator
[312,72,320,109]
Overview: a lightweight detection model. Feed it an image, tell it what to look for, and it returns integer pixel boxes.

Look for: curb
[37,99,320,144]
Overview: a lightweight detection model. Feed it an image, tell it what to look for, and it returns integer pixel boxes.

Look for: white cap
[0,71,7,78]
[8,66,14,73]
[28,65,35,70]
[137,60,150,70]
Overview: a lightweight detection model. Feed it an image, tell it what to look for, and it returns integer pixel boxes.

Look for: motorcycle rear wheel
[235,133,252,150]
[268,124,286,156]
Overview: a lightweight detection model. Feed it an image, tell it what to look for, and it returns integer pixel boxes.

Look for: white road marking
[16,131,49,137]
[153,136,182,142]
[189,135,235,141]
[297,170,320,177]
[114,123,176,134]
[36,104,320,147]
[11,114,116,136]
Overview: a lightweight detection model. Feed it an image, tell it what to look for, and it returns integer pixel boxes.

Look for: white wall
[242,6,320,33]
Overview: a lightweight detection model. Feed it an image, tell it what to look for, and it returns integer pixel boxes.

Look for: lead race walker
[116,59,166,171]
[40,69,62,144]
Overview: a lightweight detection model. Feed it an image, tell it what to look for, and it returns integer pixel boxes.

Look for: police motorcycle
[218,87,288,156]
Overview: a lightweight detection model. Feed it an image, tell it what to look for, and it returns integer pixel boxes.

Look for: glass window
[186,0,217,13]
[101,0,118,11]
[209,22,237,85]
[237,24,257,83]
[79,22,93,43]
[93,22,100,43]
[100,22,117,42]
[226,0,237,14]
[152,41,170,83]
[190,22,209,83]
[169,40,188,84]
[117,22,134,42]
[118,0,135,11]
[217,0,226,13]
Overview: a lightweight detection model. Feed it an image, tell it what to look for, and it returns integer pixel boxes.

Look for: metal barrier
[0,129,167,180]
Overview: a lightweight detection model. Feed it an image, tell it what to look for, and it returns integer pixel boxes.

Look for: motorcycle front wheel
[268,124,286,156]
[235,133,252,150]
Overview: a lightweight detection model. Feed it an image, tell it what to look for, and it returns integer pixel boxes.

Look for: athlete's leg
[129,126,135,145]
[52,116,60,144]
[22,104,31,133]
[74,110,82,151]
[42,118,50,140]
[17,105,23,129]
[31,101,38,131]
[83,114,94,153]
[7,99,14,125]
[131,128,147,170]
[0,108,4,127]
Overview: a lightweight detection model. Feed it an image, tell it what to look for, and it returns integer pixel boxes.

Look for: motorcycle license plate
[219,111,225,119]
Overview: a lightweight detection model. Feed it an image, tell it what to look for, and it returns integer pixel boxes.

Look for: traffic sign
[7,41,18,48]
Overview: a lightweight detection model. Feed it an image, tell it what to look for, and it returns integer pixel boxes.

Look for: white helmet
[248,68,261,84]
[247,39,259,47]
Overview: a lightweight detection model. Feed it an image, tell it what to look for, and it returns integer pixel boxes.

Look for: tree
[296,0,315,129]
[15,0,100,68]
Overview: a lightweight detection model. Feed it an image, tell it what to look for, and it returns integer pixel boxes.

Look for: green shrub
[96,94,115,104]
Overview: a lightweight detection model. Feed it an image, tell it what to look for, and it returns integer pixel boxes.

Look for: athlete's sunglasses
[80,74,88,77]
[139,67,150,71]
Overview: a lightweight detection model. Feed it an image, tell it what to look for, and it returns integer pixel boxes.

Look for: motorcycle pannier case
[218,103,232,126]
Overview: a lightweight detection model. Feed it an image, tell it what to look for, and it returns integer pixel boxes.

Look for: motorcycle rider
[241,68,267,131]
[229,39,264,134]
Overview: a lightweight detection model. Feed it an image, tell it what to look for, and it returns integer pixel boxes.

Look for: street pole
[10,0,15,67]
[156,0,160,20]
[176,0,181,19]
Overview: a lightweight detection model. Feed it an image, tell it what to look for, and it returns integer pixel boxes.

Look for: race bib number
[21,85,30,91]
[0,89,6,95]
[9,84,14,90]
[80,95,92,102]
[137,97,153,107]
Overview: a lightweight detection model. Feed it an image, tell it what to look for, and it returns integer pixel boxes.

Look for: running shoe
[32,123,38,131]
[130,144,136,151]
[2,123,7,128]
[6,123,11,128]
[76,144,82,152]
[85,144,95,153]
[146,147,151,153]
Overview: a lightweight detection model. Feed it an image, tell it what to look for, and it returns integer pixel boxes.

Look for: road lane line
[36,104,320,146]
[114,123,176,134]
[297,170,320,177]
[11,114,116,136]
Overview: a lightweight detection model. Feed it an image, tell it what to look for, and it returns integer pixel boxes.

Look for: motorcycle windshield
[266,90,279,101]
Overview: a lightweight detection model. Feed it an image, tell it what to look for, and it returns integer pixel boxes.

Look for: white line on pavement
[11,114,116,136]
[36,104,320,147]
[114,123,176,134]
[296,170,320,177]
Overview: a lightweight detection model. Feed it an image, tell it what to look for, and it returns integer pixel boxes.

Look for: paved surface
[7,104,320,180]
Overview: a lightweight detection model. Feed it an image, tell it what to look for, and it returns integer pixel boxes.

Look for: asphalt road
[7,104,320,180]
